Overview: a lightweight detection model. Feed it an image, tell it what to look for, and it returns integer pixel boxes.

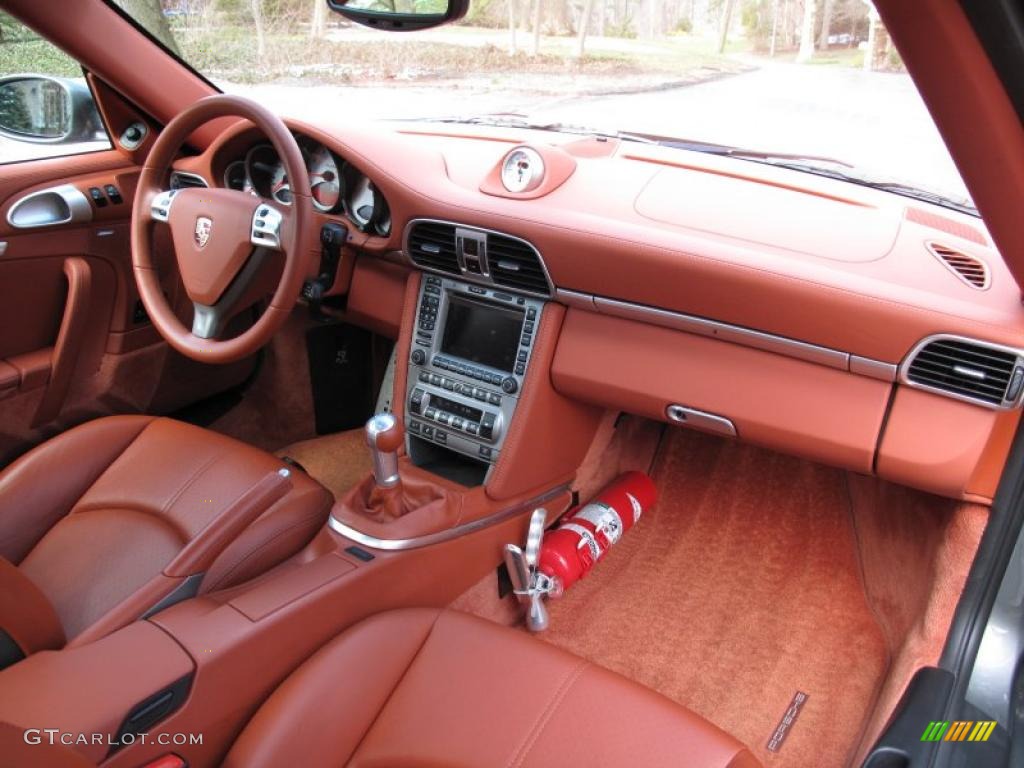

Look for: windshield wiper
[396,113,656,144]
[744,159,978,215]
[866,181,978,216]
[647,137,854,168]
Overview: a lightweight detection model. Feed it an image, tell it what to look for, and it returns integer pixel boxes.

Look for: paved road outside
[231,58,968,205]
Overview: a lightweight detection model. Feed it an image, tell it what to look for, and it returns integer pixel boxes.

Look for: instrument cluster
[222,133,391,236]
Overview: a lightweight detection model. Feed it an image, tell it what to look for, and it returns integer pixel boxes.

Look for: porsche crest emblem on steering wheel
[194,216,213,249]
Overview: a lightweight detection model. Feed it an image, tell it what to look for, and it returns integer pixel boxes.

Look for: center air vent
[488,233,550,295]
[927,242,989,290]
[405,219,553,297]
[407,221,459,274]
[905,336,1024,408]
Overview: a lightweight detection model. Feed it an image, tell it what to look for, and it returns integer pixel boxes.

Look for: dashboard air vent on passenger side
[407,221,459,274]
[927,242,989,290]
[169,171,209,190]
[487,233,551,295]
[905,336,1024,408]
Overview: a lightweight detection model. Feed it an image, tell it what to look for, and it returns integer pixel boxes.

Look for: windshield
[112,0,972,213]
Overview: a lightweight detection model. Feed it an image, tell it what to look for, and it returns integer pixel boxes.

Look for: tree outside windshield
[24,2,977,206]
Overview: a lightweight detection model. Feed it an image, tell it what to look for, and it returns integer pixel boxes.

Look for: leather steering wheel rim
[131,94,312,364]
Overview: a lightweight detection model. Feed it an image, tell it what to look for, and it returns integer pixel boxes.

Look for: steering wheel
[131,94,312,363]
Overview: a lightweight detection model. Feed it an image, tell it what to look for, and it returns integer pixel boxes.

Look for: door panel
[0,128,255,462]
[0,12,259,463]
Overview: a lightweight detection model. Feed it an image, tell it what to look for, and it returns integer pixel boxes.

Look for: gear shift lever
[365,412,403,489]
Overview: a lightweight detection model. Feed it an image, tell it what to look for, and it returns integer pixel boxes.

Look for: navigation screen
[441,295,524,373]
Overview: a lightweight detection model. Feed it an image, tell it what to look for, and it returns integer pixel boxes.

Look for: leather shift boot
[337,471,451,524]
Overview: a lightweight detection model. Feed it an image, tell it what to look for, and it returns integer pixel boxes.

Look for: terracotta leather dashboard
[177,117,1024,361]
[172,118,1024,501]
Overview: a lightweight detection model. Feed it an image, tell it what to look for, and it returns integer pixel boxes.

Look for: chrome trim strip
[327,483,570,551]
[402,217,554,299]
[594,296,850,370]
[849,355,898,383]
[556,289,903,381]
[555,288,596,310]
[899,333,1024,411]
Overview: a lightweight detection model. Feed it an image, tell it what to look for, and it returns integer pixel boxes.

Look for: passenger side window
[0,11,111,164]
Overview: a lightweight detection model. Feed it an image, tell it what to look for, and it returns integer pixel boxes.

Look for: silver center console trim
[328,483,571,551]
[406,274,545,469]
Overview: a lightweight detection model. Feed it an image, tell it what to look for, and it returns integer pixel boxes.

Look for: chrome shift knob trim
[365,412,401,489]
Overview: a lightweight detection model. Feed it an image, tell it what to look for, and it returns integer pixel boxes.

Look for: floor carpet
[539,428,889,768]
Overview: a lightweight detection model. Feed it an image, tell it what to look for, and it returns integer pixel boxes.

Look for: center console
[405,274,545,481]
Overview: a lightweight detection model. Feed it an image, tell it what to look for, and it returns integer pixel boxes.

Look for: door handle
[7,184,92,229]
[32,257,92,426]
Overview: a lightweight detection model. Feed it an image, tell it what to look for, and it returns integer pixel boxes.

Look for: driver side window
[0,11,111,165]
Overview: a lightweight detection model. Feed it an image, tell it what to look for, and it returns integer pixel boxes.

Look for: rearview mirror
[0,75,105,145]
[326,0,470,32]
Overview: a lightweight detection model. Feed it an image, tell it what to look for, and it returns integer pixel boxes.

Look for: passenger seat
[1,608,761,767]
[225,608,761,767]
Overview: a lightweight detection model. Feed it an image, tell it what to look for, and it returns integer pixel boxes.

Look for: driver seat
[0,415,332,666]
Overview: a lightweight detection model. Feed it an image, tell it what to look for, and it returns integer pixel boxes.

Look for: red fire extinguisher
[538,471,657,595]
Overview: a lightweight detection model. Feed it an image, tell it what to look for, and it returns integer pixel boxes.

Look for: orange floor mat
[540,429,889,768]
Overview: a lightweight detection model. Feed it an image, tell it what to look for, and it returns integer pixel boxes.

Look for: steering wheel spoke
[250,203,284,251]
[150,189,177,222]
[189,245,271,340]
[191,302,223,340]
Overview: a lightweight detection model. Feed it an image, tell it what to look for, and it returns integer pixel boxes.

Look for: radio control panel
[405,274,545,468]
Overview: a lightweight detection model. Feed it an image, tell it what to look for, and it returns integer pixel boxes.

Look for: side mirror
[0,75,105,145]
[326,0,469,32]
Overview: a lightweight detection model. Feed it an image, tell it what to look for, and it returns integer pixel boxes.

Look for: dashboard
[171,116,1024,505]
[220,132,391,236]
